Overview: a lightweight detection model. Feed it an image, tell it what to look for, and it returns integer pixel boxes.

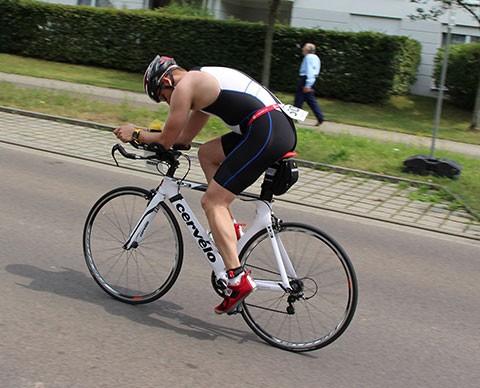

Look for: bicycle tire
[83,186,183,304]
[240,222,357,352]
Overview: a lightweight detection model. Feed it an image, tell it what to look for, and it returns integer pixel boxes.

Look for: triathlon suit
[194,66,297,195]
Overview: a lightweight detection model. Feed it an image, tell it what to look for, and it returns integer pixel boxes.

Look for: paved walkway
[1,108,479,241]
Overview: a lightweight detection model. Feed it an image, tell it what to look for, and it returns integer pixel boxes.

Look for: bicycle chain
[244,303,290,315]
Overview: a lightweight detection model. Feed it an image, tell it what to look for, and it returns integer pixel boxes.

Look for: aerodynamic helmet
[143,55,179,102]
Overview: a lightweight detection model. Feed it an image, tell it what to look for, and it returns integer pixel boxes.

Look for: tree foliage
[434,42,480,109]
[410,0,480,25]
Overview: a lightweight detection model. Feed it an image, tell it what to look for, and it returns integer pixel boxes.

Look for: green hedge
[0,0,421,103]
[434,42,480,109]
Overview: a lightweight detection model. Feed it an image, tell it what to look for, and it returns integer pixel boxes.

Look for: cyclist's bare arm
[114,71,218,148]
[174,110,210,147]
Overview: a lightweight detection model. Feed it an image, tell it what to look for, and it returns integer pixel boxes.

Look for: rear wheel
[240,222,357,352]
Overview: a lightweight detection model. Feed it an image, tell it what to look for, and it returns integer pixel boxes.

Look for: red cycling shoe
[214,270,256,314]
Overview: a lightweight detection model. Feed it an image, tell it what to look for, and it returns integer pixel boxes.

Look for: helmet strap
[158,65,180,86]
[167,71,176,89]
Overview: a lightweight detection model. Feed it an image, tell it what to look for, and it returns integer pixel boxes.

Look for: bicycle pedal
[227,305,243,315]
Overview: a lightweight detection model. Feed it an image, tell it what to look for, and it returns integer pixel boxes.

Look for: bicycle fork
[122,188,163,250]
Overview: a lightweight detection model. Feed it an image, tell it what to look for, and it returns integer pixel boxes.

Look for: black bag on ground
[403,154,462,179]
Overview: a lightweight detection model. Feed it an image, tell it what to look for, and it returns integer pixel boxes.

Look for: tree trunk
[261,0,281,87]
[470,79,480,130]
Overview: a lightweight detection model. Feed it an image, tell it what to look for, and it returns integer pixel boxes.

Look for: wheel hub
[286,278,318,314]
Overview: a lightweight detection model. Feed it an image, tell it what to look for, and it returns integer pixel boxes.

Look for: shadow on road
[5,263,259,346]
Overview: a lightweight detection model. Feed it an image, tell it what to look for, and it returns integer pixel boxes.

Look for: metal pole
[430,6,456,158]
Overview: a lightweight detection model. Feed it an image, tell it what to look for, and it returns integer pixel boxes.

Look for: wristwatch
[132,129,142,143]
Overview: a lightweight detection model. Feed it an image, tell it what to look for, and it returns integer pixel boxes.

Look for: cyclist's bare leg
[198,138,237,221]
[200,180,240,270]
[198,138,224,182]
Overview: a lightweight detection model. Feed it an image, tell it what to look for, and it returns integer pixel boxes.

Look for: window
[77,0,111,7]
[442,33,480,46]
[442,33,467,46]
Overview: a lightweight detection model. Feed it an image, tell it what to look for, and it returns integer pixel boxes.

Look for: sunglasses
[157,85,175,102]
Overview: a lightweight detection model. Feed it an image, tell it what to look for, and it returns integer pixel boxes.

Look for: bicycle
[82,142,358,352]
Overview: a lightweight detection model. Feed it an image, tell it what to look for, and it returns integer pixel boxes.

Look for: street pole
[430,5,456,158]
[471,80,480,130]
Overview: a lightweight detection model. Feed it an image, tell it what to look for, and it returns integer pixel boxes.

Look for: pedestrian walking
[294,43,325,126]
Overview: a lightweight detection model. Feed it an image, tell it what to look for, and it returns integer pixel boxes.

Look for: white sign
[280,104,309,122]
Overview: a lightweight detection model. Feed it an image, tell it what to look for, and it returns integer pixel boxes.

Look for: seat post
[260,167,276,202]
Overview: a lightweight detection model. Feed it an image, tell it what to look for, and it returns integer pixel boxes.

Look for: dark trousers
[294,76,324,123]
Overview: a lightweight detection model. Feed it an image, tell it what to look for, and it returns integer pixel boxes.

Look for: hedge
[0,0,421,103]
[434,42,480,109]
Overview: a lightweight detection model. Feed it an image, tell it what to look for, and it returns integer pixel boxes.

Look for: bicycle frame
[123,174,296,293]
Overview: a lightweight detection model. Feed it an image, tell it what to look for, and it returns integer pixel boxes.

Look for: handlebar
[111,143,143,160]
[111,142,185,176]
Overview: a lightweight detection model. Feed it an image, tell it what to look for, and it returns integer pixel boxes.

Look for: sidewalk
[0,73,479,240]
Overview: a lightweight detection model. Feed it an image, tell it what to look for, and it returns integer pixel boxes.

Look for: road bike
[82,142,358,352]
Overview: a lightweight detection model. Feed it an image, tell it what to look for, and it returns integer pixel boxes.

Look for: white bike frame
[123,174,297,293]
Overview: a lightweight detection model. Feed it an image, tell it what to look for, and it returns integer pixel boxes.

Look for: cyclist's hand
[114,124,137,143]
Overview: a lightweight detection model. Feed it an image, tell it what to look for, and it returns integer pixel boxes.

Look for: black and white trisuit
[194,66,297,195]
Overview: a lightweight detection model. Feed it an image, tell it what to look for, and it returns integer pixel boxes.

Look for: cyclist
[114,55,297,314]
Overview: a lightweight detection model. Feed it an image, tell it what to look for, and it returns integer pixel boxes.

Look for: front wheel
[83,186,183,304]
[240,222,358,352]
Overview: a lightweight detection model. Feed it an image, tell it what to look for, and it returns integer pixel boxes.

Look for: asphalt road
[1,143,479,388]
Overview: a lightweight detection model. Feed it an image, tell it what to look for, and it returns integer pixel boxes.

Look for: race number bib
[280,104,309,122]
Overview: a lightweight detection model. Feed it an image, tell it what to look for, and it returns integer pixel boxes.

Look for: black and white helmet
[143,55,178,102]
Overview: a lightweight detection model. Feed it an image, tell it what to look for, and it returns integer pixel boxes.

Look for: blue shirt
[299,53,321,88]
